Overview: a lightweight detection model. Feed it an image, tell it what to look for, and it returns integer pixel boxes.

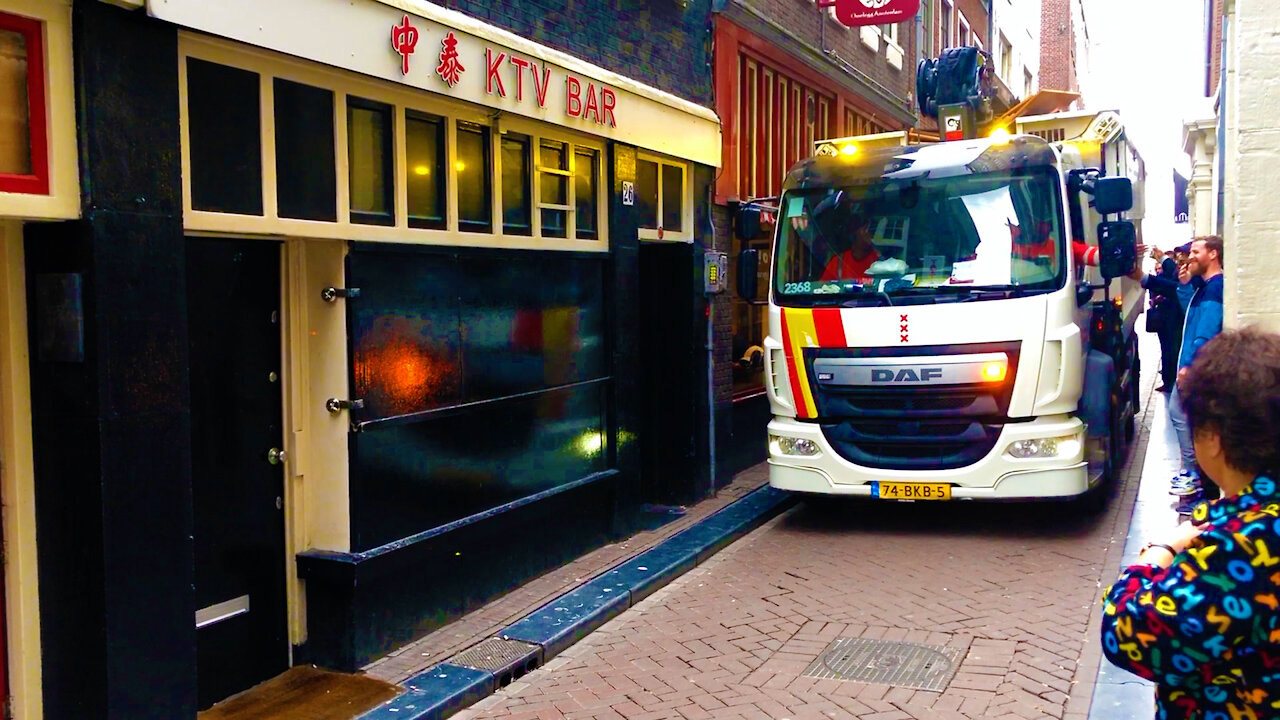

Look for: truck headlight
[771,434,820,456]
[1006,435,1079,459]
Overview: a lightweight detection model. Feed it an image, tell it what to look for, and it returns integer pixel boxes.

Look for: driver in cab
[819,213,879,283]
[790,193,879,284]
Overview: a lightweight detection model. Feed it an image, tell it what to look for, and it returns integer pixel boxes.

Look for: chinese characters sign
[390,15,417,75]
[389,15,617,127]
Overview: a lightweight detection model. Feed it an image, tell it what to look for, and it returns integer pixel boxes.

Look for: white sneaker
[1169,471,1199,496]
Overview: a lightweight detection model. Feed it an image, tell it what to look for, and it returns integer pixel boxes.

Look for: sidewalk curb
[357,484,796,720]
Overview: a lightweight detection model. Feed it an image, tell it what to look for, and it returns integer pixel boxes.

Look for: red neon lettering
[601,87,617,127]
[532,63,551,108]
[486,48,507,97]
[583,82,600,123]
[566,75,582,117]
[508,56,530,101]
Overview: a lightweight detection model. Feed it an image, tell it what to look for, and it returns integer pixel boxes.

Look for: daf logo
[872,367,944,383]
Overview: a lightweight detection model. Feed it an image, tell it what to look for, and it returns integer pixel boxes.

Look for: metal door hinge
[326,397,365,414]
[321,286,361,303]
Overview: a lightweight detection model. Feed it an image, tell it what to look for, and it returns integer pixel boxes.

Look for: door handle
[267,448,287,465]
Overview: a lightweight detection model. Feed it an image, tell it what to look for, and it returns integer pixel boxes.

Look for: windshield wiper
[931,284,1027,300]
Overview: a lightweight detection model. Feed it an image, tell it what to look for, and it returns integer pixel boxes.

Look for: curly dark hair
[1181,328,1280,478]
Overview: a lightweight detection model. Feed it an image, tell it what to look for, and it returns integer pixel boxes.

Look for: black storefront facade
[23,1,723,717]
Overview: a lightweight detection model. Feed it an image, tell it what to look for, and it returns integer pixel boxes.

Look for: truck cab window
[775,167,1065,304]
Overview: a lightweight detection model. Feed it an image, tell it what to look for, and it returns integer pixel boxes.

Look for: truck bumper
[767,415,1091,500]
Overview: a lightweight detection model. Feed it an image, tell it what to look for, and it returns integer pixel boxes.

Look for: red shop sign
[833,0,919,27]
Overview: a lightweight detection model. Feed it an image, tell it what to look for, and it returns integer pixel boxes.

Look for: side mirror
[1093,177,1133,215]
[1076,281,1095,307]
[737,249,759,301]
[1097,220,1136,280]
[734,205,761,241]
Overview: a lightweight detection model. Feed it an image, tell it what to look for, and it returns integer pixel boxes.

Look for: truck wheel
[1073,482,1108,515]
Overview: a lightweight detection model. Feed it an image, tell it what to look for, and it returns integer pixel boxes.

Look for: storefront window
[574,149,598,240]
[636,158,658,228]
[0,12,47,195]
[405,111,445,229]
[501,132,532,236]
[346,247,609,547]
[181,44,609,246]
[539,140,569,238]
[0,29,28,176]
[347,96,393,225]
[187,58,262,215]
[274,79,336,221]
[636,155,688,239]
[456,121,492,233]
[662,164,683,232]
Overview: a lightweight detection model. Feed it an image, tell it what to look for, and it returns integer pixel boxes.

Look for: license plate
[872,482,952,501]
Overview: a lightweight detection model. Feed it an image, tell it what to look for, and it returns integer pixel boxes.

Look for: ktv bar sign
[833,0,920,27]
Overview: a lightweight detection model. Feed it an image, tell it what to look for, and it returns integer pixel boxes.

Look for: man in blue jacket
[1132,235,1224,512]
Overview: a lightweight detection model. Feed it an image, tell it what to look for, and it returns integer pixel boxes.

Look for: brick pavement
[446,348,1162,719]
[364,466,772,684]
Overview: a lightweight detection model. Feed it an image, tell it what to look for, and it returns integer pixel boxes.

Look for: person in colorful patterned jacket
[1101,328,1280,719]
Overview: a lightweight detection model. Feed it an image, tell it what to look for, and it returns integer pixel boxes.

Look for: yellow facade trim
[0,0,78,221]
[0,221,43,720]
[279,239,353,646]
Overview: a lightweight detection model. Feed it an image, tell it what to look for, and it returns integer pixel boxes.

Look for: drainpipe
[986,0,993,50]
[705,184,717,498]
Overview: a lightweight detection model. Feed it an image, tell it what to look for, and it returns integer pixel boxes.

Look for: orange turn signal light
[981,362,1007,382]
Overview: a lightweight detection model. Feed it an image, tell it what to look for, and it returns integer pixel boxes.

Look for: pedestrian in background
[1142,246,1183,393]
[1131,236,1225,512]
[1100,327,1280,719]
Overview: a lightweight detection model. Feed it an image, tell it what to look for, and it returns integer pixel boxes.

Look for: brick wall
[1207,0,1224,97]
[746,0,916,105]
[953,0,990,48]
[711,204,734,408]
[440,0,714,107]
[1039,0,1076,93]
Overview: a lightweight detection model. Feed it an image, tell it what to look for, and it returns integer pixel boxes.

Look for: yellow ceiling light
[413,165,430,176]
[454,161,467,172]
[839,143,859,156]
[989,127,1012,145]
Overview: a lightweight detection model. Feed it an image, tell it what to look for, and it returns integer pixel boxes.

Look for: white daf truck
[734,105,1145,507]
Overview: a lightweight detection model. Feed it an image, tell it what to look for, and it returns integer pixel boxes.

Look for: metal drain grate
[449,637,540,673]
[801,637,963,691]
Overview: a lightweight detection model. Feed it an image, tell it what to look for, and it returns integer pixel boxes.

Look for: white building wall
[1072,0,1091,106]
[993,0,1040,96]
[1224,0,1280,332]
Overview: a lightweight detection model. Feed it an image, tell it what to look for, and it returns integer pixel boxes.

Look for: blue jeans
[1169,386,1196,473]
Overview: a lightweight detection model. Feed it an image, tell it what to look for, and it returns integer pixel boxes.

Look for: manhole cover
[801,637,963,691]
[449,637,540,672]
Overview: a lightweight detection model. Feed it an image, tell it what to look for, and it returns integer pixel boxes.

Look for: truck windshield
[773,167,1066,305]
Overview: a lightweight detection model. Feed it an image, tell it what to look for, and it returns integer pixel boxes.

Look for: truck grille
[805,343,1020,471]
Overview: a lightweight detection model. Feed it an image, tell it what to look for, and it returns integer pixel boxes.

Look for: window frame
[179,33,608,252]
[0,11,48,195]
[635,152,691,242]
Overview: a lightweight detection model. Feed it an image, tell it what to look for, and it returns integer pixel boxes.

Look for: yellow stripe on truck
[782,308,819,418]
